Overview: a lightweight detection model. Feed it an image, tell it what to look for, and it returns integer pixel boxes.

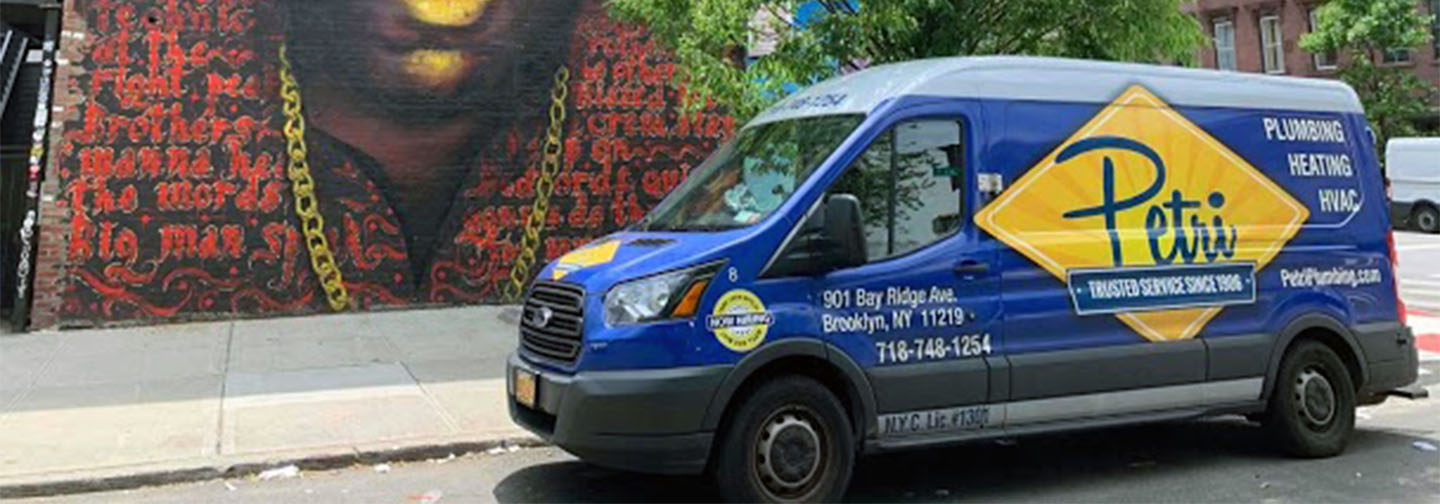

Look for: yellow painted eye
[403,50,466,86]
[402,0,490,26]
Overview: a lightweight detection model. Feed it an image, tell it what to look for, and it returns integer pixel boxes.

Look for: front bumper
[506,353,731,475]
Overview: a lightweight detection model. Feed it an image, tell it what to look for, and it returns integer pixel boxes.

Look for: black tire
[1414,205,1440,233]
[1263,340,1356,458]
[712,375,855,503]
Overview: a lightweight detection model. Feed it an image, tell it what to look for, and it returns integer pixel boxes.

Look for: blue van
[507,57,1423,502]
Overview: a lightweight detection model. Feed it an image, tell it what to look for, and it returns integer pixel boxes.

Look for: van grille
[519,281,586,363]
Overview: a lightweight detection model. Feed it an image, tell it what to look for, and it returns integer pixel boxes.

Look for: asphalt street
[24,232,1440,503]
[30,399,1440,503]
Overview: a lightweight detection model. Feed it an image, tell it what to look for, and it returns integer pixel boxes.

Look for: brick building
[1183,0,1440,109]
[0,0,730,331]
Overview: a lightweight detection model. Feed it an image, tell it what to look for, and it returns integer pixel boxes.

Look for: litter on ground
[410,489,445,503]
[257,465,300,481]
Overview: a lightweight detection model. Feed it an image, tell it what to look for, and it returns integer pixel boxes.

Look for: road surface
[26,232,1440,503]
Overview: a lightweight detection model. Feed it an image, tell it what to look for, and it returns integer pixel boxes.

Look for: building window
[1259,14,1285,74]
[1308,8,1337,70]
[1213,19,1236,71]
[1381,48,1412,64]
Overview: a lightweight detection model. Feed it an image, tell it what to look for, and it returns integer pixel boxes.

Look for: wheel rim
[1421,212,1437,230]
[754,405,828,501]
[1294,367,1337,428]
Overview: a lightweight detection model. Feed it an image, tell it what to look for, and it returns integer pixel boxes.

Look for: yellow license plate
[514,369,537,408]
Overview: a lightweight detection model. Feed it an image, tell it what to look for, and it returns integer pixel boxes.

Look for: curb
[0,436,548,499]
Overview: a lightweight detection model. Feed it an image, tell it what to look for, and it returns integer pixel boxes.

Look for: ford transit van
[507,56,1422,502]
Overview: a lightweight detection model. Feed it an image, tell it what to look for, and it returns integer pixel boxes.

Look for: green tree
[1302,0,1437,150]
[609,0,1206,120]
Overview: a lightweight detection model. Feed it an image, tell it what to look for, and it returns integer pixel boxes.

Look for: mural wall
[52,0,729,326]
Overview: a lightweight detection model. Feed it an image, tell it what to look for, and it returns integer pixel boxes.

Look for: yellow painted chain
[279,45,350,311]
[502,67,570,301]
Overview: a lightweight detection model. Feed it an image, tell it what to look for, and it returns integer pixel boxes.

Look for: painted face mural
[58,0,730,324]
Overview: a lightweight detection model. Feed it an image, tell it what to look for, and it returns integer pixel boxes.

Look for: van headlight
[604,261,723,326]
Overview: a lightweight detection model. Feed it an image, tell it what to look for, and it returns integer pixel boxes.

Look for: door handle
[952,260,989,275]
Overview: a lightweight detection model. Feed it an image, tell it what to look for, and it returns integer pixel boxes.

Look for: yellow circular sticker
[706,289,773,352]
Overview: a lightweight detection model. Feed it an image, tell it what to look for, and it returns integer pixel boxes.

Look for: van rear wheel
[1414,205,1440,233]
[713,376,855,503]
[1263,340,1356,457]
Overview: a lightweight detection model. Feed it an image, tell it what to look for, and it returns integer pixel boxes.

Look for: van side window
[830,119,965,262]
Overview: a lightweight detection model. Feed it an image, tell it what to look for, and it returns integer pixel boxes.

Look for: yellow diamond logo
[974,85,1309,342]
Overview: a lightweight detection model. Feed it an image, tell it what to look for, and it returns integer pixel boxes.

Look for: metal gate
[1,2,61,331]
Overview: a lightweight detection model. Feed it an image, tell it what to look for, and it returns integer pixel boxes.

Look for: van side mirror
[766,194,867,277]
[820,194,867,268]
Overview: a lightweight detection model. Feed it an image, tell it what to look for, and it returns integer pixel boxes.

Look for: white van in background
[1388,138,1440,232]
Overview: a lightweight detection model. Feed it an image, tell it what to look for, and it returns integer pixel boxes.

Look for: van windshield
[639,114,864,231]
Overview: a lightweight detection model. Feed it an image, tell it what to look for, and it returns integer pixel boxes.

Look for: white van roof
[747,56,1364,127]
[1386,137,1440,181]
[1388,137,1440,151]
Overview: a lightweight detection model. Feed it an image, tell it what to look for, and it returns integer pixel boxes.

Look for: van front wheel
[1264,340,1356,458]
[713,376,855,503]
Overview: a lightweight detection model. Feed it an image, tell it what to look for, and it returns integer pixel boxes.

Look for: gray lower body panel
[1206,333,1273,380]
[1354,321,1410,364]
[1356,323,1420,400]
[1005,377,1261,426]
[872,378,1263,450]
[506,353,729,475]
[868,358,989,412]
[1007,339,1207,401]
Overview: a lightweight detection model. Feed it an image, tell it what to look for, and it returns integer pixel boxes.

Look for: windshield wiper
[667,224,740,232]
[631,215,654,232]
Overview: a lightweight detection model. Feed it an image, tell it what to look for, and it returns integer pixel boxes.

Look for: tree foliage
[1302,0,1437,148]
[609,0,1206,119]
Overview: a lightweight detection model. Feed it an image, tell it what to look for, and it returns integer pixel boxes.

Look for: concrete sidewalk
[0,306,534,496]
